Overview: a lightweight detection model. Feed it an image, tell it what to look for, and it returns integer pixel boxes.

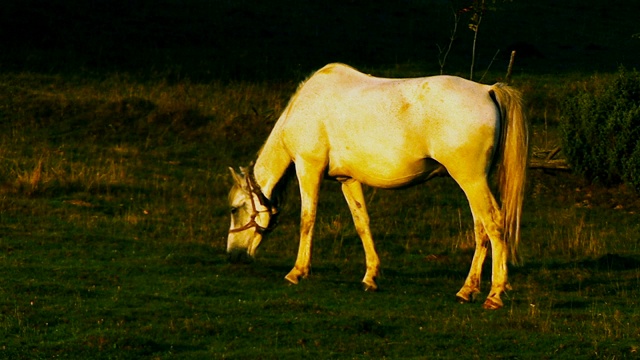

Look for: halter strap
[228,166,277,234]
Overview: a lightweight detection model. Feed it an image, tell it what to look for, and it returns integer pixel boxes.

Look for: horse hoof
[284,273,300,285]
[456,295,470,304]
[363,281,378,292]
[482,298,503,310]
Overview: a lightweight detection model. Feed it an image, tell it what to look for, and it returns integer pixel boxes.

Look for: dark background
[1,0,639,81]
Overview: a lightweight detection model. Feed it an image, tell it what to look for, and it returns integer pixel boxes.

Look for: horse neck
[253,128,292,199]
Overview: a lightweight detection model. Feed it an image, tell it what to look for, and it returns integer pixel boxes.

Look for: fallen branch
[529,146,570,171]
[529,158,571,171]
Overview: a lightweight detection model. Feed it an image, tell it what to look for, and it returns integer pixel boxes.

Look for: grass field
[1,0,640,359]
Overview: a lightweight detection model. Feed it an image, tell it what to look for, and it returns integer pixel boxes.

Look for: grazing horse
[227,63,528,309]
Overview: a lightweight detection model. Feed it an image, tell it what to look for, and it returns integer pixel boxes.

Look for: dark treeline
[1,0,451,80]
[1,0,639,81]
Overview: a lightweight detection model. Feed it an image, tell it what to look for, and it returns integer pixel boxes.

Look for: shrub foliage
[560,68,640,191]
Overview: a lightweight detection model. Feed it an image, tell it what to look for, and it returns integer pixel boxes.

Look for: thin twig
[469,13,482,80]
[479,49,500,83]
[438,9,460,75]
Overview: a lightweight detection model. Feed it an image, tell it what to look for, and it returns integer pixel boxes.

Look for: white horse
[227,63,528,309]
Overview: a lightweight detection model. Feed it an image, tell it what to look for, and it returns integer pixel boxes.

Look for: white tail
[491,83,529,264]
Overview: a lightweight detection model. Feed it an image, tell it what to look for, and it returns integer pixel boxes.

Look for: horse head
[226,166,277,263]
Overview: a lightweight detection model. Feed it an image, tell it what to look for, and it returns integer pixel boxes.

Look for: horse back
[275,63,500,187]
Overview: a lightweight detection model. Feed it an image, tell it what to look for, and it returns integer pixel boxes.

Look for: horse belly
[328,151,438,188]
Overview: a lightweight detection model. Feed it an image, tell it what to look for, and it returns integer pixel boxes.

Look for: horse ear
[228,167,244,186]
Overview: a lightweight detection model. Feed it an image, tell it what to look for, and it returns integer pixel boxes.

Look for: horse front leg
[341,179,380,291]
[284,163,323,285]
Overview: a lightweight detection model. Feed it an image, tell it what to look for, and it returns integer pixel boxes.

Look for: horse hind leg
[457,180,509,309]
[456,221,489,304]
[340,179,380,291]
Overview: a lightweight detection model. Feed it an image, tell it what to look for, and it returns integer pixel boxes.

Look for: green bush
[560,67,640,191]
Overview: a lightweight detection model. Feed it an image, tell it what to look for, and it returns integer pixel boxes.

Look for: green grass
[1,0,640,358]
[1,71,640,359]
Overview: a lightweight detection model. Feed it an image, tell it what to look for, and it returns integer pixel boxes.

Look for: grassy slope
[1,0,640,358]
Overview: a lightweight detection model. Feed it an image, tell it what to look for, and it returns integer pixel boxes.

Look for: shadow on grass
[520,253,640,272]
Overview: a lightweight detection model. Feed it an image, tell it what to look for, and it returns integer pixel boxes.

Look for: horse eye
[230,207,239,215]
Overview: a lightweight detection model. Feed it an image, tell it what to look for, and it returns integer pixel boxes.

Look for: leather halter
[228,169,277,234]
